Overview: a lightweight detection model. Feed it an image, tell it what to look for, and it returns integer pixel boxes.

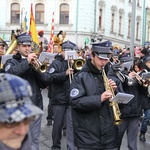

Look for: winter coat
[70,59,120,149]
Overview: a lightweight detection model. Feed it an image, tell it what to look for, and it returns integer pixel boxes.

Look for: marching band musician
[48,40,77,150]
[109,56,143,150]
[139,56,150,142]
[70,41,122,150]
[4,32,51,150]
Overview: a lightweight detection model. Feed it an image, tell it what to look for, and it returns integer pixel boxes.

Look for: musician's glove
[111,63,121,72]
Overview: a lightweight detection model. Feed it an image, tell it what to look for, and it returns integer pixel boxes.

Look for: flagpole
[21,7,25,29]
[47,12,55,53]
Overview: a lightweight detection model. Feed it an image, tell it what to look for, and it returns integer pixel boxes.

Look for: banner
[29,3,39,46]
[47,12,55,53]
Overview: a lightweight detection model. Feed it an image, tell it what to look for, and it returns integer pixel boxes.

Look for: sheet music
[39,52,55,64]
[121,61,133,71]
[1,54,13,65]
[110,92,134,104]
[65,51,77,60]
[142,72,150,80]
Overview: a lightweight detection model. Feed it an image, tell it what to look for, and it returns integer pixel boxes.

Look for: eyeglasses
[0,117,35,128]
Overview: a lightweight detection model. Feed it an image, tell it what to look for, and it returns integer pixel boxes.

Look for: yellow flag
[22,16,27,33]
[29,3,39,45]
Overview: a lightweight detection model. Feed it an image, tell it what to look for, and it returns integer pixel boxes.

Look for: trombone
[67,55,74,83]
[67,56,85,83]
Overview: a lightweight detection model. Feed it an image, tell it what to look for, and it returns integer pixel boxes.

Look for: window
[136,16,141,40]
[99,9,102,28]
[35,3,44,24]
[136,22,139,39]
[59,3,69,24]
[118,9,124,35]
[111,13,115,32]
[11,3,20,23]
[128,19,131,37]
[119,16,122,34]
[148,26,150,42]
[137,0,140,6]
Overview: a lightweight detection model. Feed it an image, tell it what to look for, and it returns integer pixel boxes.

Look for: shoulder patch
[5,65,11,71]
[70,88,79,97]
[49,68,55,74]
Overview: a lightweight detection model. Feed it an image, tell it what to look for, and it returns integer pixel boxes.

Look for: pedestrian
[4,32,50,150]
[70,41,120,150]
[0,73,44,150]
[49,40,77,150]
[38,30,48,52]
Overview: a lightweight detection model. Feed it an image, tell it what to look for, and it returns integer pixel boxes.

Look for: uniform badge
[49,68,55,74]
[70,88,79,97]
[5,65,11,71]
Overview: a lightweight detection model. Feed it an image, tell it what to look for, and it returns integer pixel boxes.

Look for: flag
[29,3,39,46]
[22,15,27,33]
[47,12,55,53]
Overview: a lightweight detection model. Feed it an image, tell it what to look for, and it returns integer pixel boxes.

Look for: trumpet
[31,59,48,73]
[102,67,122,125]
[30,42,48,73]
[125,72,150,87]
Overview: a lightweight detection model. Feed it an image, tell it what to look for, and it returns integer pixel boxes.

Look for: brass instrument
[67,55,74,83]
[31,59,48,73]
[31,42,48,73]
[0,36,18,69]
[72,59,85,71]
[102,67,122,125]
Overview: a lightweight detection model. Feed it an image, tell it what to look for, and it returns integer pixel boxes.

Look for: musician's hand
[128,71,136,78]
[27,53,37,64]
[101,90,113,102]
[108,79,117,91]
[66,68,74,76]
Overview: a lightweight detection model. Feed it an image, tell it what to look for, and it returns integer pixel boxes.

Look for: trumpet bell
[32,59,47,73]
[73,59,85,71]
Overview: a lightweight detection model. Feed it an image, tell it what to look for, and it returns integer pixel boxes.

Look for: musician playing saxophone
[70,41,123,150]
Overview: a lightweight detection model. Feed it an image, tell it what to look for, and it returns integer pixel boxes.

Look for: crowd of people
[0,29,150,150]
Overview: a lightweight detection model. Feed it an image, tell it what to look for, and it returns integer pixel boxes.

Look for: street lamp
[97,34,103,42]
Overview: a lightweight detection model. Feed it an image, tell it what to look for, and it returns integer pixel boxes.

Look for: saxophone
[102,67,122,125]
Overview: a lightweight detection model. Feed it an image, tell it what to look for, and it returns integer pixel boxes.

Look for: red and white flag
[47,12,54,53]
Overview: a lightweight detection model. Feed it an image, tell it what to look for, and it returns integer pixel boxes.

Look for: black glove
[111,63,121,72]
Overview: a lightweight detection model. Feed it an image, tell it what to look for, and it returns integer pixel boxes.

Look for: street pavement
[40,88,150,150]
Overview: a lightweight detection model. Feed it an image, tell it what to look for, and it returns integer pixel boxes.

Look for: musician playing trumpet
[4,32,51,150]
[139,56,150,142]
[70,41,124,150]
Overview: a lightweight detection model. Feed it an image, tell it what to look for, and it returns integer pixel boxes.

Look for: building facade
[0,0,149,48]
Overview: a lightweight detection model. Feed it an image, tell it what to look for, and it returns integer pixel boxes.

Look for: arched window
[59,3,69,24]
[11,3,20,23]
[111,13,115,32]
[99,9,103,29]
[35,3,44,24]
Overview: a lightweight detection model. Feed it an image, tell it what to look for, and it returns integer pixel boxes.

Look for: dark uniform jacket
[139,67,150,110]
[4,53,50,109]
[48,54,70,105]
[119,78,142,118]
[70,59,120,149]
